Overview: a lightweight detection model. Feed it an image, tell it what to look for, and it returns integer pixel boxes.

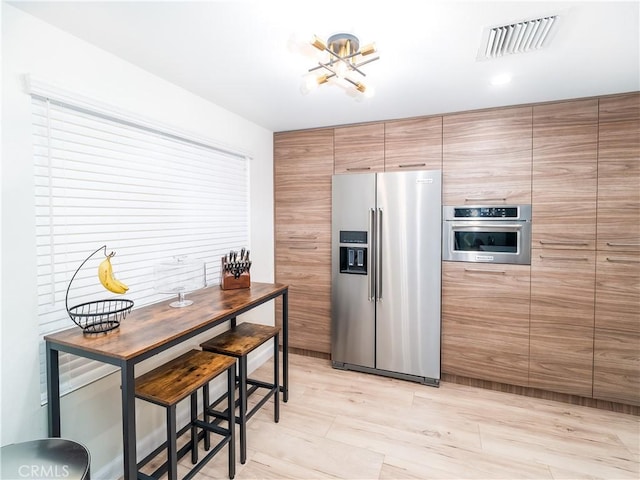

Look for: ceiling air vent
[478,15,557,60]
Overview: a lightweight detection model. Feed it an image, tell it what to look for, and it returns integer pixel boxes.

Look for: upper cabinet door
[532,99,598,250]
[384,117,442,172]
[597,93,640,253]
[443,106,532,206]
[334,123,384,174]
[274,129,334,231]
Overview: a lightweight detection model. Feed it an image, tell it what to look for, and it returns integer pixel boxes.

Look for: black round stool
[1,438,90,480]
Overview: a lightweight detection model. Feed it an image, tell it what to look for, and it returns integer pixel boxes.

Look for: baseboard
[441,373,639,416]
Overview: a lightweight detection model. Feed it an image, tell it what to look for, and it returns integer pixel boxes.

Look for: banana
[98,255,129,294]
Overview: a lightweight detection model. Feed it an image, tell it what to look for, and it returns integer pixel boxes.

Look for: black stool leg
[203,383,211,451]
[274,333,280,423]
[228,363,236,479]
[167,405,178,480]
[239,356,248,464]
[190,392,198,464]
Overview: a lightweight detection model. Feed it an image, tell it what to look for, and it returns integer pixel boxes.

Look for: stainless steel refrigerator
[331,170,442,385]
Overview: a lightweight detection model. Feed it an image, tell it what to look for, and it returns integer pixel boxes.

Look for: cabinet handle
[288,235,317,240]
[398,163,426,168]
[464,197,506,203]
[346,167,371,171]
[606,242,640,247]
[463,268,506,275]
[606,257,640,264]
[539,240,589,246]
[539,255,589,261]
[288,245,318,250]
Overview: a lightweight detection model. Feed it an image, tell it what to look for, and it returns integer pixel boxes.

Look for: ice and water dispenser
[339,231,367,275]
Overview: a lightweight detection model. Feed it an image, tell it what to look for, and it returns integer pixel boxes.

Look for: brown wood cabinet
[532,99,598,250]
[594,251,640,335]
[592,93,640,406]
[384,117,442,171]
[441,262,531,386]
[593,251,640,404]
[593,328,640,406]
[529,250,596,396]
[274,129,333,353]
[443,106,532,205]
[529,99,598,397]
[334,123,384,174]
[597,93,640,253]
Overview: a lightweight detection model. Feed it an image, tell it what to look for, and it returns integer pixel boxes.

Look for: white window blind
[31,94,250,404]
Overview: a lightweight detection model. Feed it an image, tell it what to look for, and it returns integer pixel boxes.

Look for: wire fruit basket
[66,245,134,334]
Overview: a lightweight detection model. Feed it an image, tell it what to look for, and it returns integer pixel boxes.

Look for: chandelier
[305,33,380,96]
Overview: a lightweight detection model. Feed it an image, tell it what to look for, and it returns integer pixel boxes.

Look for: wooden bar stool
[200,322,280,464]
[135,349,236,480]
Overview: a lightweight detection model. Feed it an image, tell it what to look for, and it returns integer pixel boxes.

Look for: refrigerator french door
[331,170,442,385]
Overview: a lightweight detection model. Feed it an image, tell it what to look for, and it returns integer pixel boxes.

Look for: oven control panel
[454,207,519,218]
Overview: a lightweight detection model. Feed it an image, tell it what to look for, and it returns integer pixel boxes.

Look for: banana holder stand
[66,245,134,334]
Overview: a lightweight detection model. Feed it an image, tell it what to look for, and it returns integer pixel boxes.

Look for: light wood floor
[157,353,639,479]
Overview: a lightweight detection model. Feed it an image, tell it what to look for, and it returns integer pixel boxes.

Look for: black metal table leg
[121,362,137,480]
[46,342,61,437]
[282,289,289,403]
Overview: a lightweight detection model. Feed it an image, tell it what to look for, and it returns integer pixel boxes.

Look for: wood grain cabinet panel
[595,251,640,334]
[530,249,596,328]
[334,123,385,174]
[532,99,598,250]
[593,328,640,406]
[597,93,640,253]
[441,262,531,386]
[384,117,442,171]
[529,324,594,397]
[529,250,596,396]
[443,106,532,205]
[274,129,333,354]
[275,236,331,354]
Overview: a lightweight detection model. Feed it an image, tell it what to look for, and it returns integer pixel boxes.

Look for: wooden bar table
[45,282,289,480]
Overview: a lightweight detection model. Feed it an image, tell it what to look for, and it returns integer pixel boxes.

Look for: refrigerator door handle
[377,207,383,301]
[369,208,376,301]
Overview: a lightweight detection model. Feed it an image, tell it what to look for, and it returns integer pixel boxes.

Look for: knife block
[220,257,250,290]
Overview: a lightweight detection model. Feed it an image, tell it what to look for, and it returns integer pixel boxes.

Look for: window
[30,84,250,403]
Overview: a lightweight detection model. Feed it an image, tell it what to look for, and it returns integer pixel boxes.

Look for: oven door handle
[449,222,524,231]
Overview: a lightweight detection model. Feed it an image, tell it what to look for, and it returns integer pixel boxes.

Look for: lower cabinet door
[593,328,640,406]
[529,324,594,397]
[275,236,331,354]
[441,262,531,386]
[529,250,595,396]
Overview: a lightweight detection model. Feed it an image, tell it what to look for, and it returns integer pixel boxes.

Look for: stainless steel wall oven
[443,205,532,265]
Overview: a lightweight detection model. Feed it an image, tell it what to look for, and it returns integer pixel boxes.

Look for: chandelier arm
[317,63,339,81]
[343,77,360,87]
[353,56,380,69]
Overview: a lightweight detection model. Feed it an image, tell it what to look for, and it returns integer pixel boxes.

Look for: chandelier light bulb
[311,35,326,51]
[360,43,377,56]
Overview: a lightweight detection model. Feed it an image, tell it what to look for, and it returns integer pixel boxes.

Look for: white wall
[1,4,274,477]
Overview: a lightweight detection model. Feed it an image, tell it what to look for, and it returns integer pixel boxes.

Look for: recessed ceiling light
[490,73,512,86]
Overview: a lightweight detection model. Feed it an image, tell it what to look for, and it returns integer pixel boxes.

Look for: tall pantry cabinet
[274,129,334,354]
[593,92,640,405]
[530,99,598,397]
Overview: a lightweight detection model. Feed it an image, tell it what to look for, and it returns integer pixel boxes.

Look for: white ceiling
[9,0,640,132]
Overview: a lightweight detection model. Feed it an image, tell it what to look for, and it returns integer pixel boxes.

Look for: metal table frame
[45,283,288,480]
